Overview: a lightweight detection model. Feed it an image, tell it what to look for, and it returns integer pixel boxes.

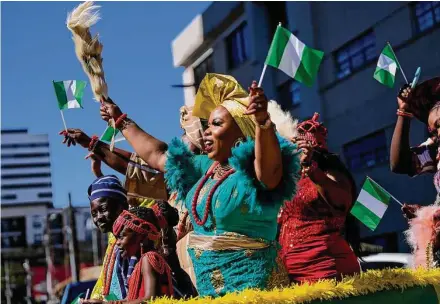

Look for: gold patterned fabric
[187,232,270,251]
[90,233,116,300]
[193,73,256,138]
[125,153,168,207]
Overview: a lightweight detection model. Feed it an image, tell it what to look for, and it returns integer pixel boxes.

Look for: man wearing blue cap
[87,175,129,300]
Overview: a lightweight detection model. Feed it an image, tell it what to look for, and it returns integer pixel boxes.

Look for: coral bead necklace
[191,162,235,226]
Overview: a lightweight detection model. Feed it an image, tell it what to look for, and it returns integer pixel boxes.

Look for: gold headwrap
[180,106,205,151]
[193,73,256,138]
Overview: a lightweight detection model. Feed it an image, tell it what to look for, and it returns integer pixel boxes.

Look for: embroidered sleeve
[411,144,437,176]
[229,134,301,213]
[91,233,116,300]
[165,138,213,202]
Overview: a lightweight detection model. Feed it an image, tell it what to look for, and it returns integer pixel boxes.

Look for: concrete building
[1,129,54,248]
[171,1,440,252]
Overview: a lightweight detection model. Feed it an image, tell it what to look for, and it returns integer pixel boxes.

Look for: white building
[1,129,54,248]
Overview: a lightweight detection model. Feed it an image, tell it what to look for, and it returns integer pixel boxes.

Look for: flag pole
[367,176,403,206]
[60,110,68,132]
[258,22,282,87]
[258,64,267,87]
[386,42,408,84]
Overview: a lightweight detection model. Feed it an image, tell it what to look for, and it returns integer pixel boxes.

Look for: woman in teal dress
[98,73,300,297]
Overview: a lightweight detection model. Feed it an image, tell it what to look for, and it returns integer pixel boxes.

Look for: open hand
[245,81,269,124]
[59,129,91,148]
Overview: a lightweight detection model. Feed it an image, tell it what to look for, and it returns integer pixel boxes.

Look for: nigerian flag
[53,80,86,109]
[374,44,399,88]
[351,177,391,231]
[100,125,119,142]
[265,25,324,87]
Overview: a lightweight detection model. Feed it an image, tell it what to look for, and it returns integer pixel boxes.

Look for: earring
[234,138,245,148]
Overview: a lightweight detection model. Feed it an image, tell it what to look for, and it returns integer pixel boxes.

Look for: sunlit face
[428,107,440,138]
[203,106,243,163]
[90,197,124,233]
[115,227,141,259]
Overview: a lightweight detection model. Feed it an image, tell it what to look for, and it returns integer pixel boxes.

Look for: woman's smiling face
[203,105,243,163]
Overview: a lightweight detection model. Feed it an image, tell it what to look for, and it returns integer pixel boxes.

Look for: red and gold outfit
[278,114,360,283]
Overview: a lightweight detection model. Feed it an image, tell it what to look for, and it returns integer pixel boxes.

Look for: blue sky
[2,1,211,207]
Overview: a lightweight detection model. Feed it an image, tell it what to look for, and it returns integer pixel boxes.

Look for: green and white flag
[265,25,324,87]
[374,45,399,88]
[100,125,125,143]
[53,80,86,110]
[351,178,391,231]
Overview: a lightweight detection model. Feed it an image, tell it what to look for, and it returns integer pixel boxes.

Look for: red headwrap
[296,113,328,150]
[113,210,160,241]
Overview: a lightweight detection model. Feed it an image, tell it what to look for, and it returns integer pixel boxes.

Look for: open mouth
[204,139,213,153]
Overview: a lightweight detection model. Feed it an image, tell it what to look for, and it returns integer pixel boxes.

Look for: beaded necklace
[191,162,235,226]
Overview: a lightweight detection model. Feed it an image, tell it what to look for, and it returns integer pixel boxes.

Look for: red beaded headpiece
[152,204,167,229]
[113,210,160,241]
[296,112,328,150]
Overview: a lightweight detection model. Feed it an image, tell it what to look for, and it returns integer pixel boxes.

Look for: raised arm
[246,82,282,190]
[390,85,417,175]
[61,128,132,174]
[99,99,168,172]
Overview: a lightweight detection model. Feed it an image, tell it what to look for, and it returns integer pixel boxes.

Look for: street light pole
[67,192,80,282]
[22,259,32,304]
[4,260,12,304]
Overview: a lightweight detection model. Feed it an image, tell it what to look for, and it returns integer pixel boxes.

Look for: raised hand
[85,152,104,178]
[99,97,123,122]
[397,84,412,112]
[59,129,91,148]
[245,81,269,124]
[296,139,314,165]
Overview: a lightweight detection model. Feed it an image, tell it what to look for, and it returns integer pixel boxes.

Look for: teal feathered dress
[165,135,300,297]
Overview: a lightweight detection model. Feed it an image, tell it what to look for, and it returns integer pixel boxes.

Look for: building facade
[1,129,54,248]
[171,1,440,252]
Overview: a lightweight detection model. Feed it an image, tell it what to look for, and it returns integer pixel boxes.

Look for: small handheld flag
[100,125,120,143]
[53,80,87,131]
[262,24,324,87]
[53,80,86,110]
[350,177,400,231]
[374,43,408,87]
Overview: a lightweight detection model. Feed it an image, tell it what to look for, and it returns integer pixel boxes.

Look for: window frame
[411,1,440,34]
[334,30,376,80]
[226,22,250,70]
[193,54,214,90]
[343,129,389,171]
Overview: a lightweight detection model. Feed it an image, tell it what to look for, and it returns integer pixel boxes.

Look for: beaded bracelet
[88,135,99,151]
[397,109,414,118]
[115,113,128,129]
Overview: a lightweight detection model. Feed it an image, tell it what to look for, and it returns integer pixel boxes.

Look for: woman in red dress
[278,113,360,283]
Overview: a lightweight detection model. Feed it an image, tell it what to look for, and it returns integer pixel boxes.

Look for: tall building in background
[171,1,440,252]
[1,129,53,249]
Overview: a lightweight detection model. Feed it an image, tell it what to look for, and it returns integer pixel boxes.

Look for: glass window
[343,130,388,170]
[32,215,42,229]
[34,234,42,245]
[413,2,440,33]
[290,81,301,106]
[193,55,213,90]
[334,31,376,79]
[226,23,250,69]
